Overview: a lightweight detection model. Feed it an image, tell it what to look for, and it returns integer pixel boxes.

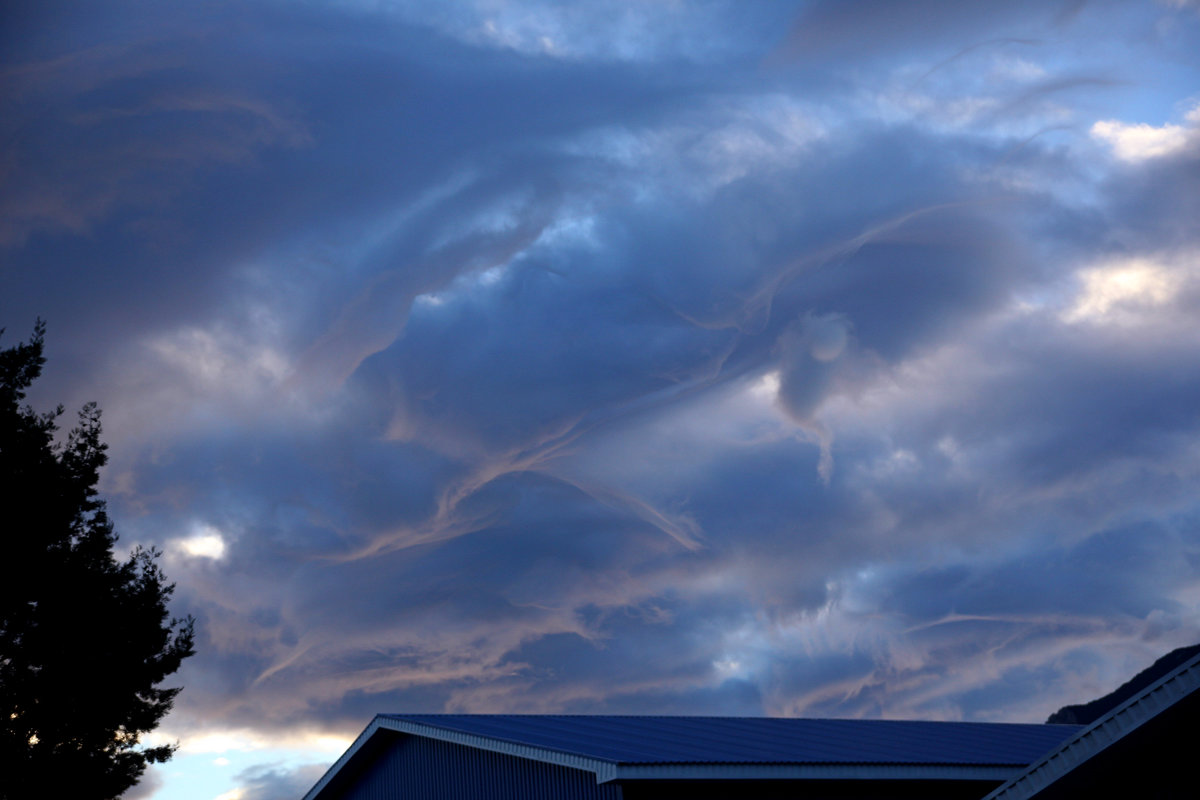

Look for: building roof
[981,649,1200,800]
[304,713,1082,799]
[382,713,1078,767]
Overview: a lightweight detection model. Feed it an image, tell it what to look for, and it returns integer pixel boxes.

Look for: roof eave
[603,762,1021,784]
[981,650,1200,800]
[303,715,390,800]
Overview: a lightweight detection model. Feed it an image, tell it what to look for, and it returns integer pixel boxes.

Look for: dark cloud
[774,0,1083,64]
[0,0,706,404]
[4,2,1200,798]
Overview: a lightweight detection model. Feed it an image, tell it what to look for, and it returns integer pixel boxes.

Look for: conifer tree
[0,321,195,800]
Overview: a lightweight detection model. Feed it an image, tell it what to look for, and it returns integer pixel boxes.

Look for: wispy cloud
[4,2,1200,799]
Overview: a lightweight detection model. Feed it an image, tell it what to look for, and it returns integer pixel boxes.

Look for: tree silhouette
[0,321,195,800]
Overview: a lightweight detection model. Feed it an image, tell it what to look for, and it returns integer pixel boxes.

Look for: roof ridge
[388,711,1080,727]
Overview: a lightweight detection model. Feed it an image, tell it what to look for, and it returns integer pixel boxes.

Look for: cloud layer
[3,1,1200,798]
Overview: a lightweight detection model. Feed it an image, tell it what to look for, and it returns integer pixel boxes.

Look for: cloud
[349,0,791,63]
[1062,253,1193,324]
[5,3,1200,798]
[1091,104,1200,161]
[0,66,312,246]
[229,763,329,800]
[173,525,229,561]
[773,0,1084,64]
[121,768,163,800]
[775,313,862,480]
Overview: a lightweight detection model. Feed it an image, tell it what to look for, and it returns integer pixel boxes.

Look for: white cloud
[174,523,228,561]
[554,95,827,199]
[353,0,746,62]
[749,370,782,400]
[148,324,289,393]
[988,56,1046,83]
[145,726,351,756]
[689,96,826,186]
[1091,103,1200,162]
[1062,256,1187,325]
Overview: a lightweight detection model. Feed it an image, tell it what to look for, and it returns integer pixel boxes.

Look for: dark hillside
[1047,643,1200,724]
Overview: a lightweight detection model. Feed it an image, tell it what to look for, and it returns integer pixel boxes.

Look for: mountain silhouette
[1047,642,1200,725]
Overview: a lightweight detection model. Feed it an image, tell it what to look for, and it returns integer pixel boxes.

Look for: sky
[3,1,1200,798]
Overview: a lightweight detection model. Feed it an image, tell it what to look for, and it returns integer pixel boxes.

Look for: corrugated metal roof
[382,714,1080,767]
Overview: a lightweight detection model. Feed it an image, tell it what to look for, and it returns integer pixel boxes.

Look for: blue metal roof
[382,714,1081,767]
